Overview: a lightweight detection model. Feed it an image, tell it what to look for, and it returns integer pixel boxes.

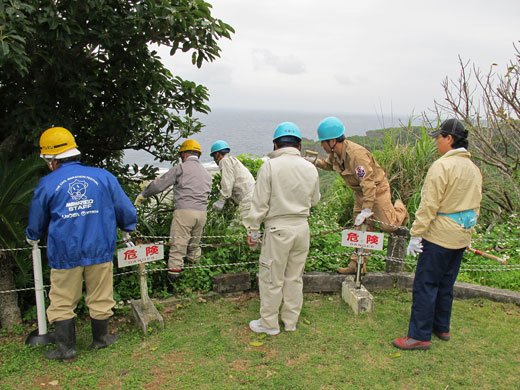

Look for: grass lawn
[1,290,519,390]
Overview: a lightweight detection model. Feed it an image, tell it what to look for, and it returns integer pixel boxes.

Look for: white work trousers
[258,219,310,331]
[238,196,252,226]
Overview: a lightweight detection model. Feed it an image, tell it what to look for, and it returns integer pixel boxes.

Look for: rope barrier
[0,246,38,252]
[1,218,517,295]
[367,217,407,231]
[0,285,50,295]
[1,217,517,254]
[471,238,520,242]
[459,267,520,272]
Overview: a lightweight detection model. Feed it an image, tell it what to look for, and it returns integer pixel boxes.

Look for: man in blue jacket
[26,127,137,361]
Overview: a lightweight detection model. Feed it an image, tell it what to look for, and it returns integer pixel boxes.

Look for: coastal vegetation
[2,117,519,326]
[1,1,518,331]
[0,0,233,328]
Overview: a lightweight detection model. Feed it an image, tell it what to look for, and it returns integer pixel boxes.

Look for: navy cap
[429,119,467,138]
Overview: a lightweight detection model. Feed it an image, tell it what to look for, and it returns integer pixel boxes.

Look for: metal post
[355,224,367,289]
[26,245,55,346]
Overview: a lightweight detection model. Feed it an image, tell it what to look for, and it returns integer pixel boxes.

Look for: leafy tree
[0,154,44,328]
[0,0,233,325]
[0,0,234,169]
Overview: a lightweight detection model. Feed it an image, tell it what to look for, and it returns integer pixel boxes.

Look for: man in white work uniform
[245,122,321,335]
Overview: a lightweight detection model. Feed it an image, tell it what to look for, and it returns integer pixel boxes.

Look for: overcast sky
[155,0,519,117]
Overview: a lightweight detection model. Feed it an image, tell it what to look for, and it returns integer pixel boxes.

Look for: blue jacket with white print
[26,161,137,269]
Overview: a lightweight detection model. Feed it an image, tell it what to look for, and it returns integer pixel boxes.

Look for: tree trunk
[0,252,22,329]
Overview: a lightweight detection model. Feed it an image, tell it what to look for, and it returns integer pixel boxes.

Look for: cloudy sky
[156,0,519,117]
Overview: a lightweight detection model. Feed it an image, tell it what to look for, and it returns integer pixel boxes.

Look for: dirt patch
[142,365,171,389]
[226,291,257,305]
[228,358,250,371]
[31,375,63,389]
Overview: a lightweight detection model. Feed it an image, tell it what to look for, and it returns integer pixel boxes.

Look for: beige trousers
[47,261,114,323]
[353,179,407,233]
[168,209,207,270]
[258,219,310,330]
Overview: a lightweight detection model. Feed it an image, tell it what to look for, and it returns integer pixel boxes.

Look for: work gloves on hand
[249,231,262,243]
[246,230,263,250]
[212,198,226,211]
[354,208,374,226]
[407,237,423,257]
[122,232,135,247]
[26,237,40,247]
[134,193,146,207]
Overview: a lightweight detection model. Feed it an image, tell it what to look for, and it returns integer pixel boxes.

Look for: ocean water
[123,108,410,170]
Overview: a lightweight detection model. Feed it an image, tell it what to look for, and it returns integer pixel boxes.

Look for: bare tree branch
[434,42,520,218]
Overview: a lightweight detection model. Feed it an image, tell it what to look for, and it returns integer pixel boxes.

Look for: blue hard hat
[273,122,302,141]
[210,140,230,156]
[317,117,345,141]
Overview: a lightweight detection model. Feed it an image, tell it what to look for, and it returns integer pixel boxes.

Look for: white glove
[134,194,146,207]
[249,231,262,243]
[354,208,373,226]
[212,198,226,211]
[247,231,263,250]
[407,237,423,257]
[304,156,317,165]
[122,232,135,247]
[26,237,39,247]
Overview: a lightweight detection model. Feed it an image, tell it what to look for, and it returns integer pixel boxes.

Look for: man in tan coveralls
[308,116,407,274]
[135,139,212,284]
[245,122,320,335]
[210,140,255,224]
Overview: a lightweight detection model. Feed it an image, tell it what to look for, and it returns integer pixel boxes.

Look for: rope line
[366,217,408,231]
[0,285,50,295]
[1,218,518,253]
[1,219,517,294]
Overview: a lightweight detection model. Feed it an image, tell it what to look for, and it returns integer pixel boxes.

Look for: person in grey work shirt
[135,139,212,284]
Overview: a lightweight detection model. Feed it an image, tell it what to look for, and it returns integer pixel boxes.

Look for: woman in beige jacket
[393,119,482,350]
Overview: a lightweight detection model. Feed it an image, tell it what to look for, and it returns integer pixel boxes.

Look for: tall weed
[372,126,437,221]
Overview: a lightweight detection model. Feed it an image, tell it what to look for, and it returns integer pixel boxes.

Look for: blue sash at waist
[438,209,477,230]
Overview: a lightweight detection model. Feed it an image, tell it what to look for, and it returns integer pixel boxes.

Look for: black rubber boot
[91,318,118,349]
[45,318,77,361]
[167,270,181,285]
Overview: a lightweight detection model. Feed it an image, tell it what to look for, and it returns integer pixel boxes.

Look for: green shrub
[17,136,519,321]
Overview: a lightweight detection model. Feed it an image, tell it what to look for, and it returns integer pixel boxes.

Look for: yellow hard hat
[39,127,78,156]
[179,139,201,153]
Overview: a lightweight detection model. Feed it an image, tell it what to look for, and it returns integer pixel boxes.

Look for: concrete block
[362,272,397,291]
[453,281,520,304]
[396,272,415,290]
[341,277,374,315]
[393,272,520,305]
[130,298,164,334]
[303,271,346,292]
[212,271,251,294]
